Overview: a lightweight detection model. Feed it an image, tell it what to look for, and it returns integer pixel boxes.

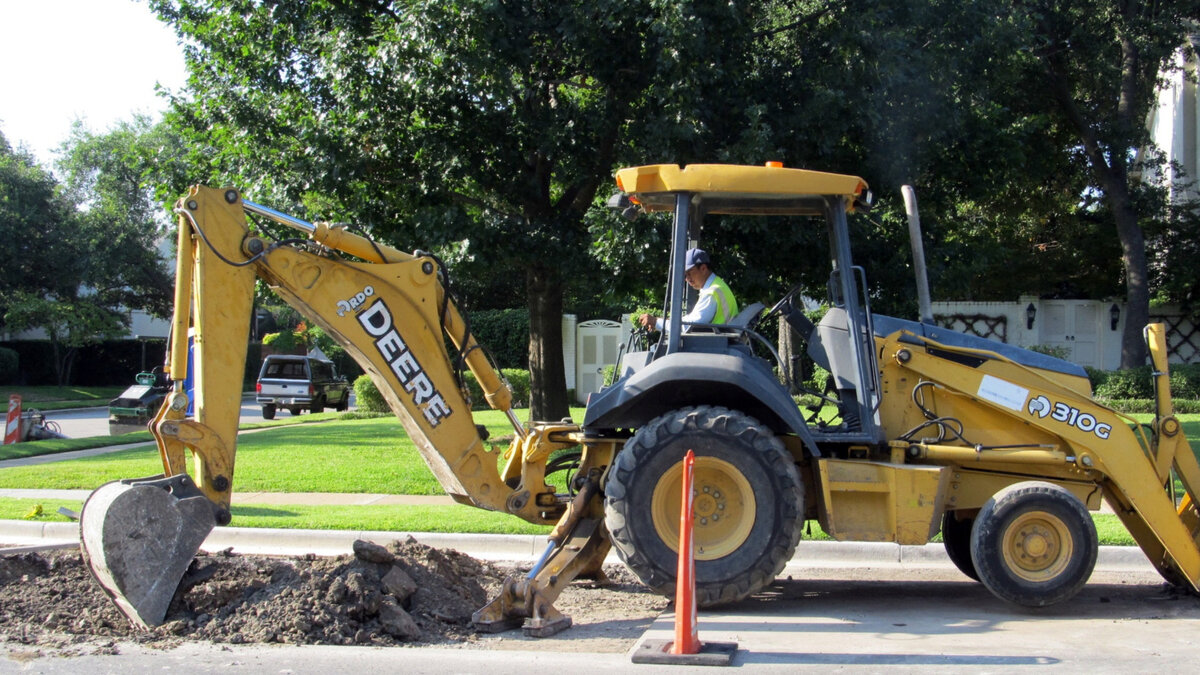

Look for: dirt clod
[0,538,667,653]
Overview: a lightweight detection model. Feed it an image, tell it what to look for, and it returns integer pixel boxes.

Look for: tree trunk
[1113,194,1151,368]
[778,319,800,394]
[526,264,570,422]
[1041,33,1151,369]
[50,339,65,387]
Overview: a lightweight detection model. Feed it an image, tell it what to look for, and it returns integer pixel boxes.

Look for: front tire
[604,406,803,607]
[971,481,1097,607]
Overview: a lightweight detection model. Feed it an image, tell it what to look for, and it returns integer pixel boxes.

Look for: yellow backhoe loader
[80,164,1200,638]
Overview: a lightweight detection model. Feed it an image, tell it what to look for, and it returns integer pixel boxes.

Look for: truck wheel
[970,481,1097,607]
[311,397,324,414]
[336,395,349,412]
[261,405,276,420]
[288,407,301,416]
[604,406,803,606]
[941,511,979,581]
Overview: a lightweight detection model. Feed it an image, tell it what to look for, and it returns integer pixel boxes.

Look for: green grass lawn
[0,409,562,535]
[0,412,525,493]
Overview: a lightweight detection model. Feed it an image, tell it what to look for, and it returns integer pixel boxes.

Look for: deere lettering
[357,299,452,426]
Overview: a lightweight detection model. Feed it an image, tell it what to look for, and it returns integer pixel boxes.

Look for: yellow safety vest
[704,275,739,324]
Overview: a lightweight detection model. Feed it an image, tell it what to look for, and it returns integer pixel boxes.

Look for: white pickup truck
[255,355,350,419]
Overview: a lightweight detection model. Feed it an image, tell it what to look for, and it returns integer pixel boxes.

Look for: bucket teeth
[80,475,216,629]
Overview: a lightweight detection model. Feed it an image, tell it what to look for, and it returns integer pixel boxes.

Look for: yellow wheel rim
[1000,510,1073,582]
[651,456,756,560]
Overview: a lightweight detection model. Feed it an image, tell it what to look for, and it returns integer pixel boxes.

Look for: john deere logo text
[357,299,452,426]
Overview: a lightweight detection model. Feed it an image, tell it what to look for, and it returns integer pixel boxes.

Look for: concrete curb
[0,519,1157,571]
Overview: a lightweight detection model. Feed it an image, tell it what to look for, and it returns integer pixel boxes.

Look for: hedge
[0,339,170,386]
[0,347,17,385]
[1087,363,1200,403]
[466,309,529,370]
[1,339,266,388]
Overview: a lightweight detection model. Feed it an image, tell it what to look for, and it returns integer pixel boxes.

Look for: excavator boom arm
[80,186,586,629]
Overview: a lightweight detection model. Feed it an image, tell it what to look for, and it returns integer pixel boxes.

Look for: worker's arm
[640,280,718,332]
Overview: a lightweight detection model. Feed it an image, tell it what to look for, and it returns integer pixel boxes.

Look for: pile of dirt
[0,537,666,652]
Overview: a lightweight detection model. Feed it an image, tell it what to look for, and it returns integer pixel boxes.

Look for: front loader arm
[81,186,598,631]
[879,328,1200,592]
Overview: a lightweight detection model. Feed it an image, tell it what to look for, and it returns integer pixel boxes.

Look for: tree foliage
[144,0,1200,404]
[0,124,175,384]
[150,0,774,419]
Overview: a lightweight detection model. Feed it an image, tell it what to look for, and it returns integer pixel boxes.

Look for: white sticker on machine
[976,374,1029,411]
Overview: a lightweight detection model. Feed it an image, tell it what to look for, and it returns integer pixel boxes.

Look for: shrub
[262,330,301,353]
[804,364,832,394]
[1084,366,1108,393]
[0,347,17,385]
[1169,364,1200,400]
[462,369,531,410]
[1093,366,1154,400]
[1028,344,1072,360]
[353,374,389,413]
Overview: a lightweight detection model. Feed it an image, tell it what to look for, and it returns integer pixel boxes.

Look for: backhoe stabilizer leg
[471,516,612,637]
[79,474,217,629]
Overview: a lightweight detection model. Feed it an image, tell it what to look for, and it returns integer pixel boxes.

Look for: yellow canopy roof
[614,163,869,215]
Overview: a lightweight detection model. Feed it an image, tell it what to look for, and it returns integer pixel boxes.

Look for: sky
[0,0,188,167]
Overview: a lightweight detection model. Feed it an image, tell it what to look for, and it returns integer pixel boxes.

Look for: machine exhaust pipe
[901,185,934,325]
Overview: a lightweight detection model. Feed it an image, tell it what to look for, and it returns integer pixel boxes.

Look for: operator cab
[584,163,879,452]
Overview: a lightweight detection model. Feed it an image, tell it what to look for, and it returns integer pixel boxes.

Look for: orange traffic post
[631,449,738,666]
[671,449,700,654]
[3,395,21,445]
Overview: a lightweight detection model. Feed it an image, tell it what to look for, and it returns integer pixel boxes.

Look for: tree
[1009,0,1200,367]
[149,0,767,420]
[56,117,182,318]
[0,124,175,384]
[0,132,79,325]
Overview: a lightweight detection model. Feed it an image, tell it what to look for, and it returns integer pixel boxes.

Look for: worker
[638,248,739,332]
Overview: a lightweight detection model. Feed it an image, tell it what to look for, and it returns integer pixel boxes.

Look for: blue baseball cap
[685,248,710,271]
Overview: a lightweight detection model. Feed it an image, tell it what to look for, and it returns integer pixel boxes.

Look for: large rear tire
[971,481,1097,607]
[942,510,979,581]
[261,405,276,420]
[604,406,803,607]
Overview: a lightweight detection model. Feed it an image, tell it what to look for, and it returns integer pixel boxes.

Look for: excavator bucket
[79,474,216,629]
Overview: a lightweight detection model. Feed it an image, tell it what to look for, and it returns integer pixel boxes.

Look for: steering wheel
[762,284,805,323]
[629,325,651,350]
